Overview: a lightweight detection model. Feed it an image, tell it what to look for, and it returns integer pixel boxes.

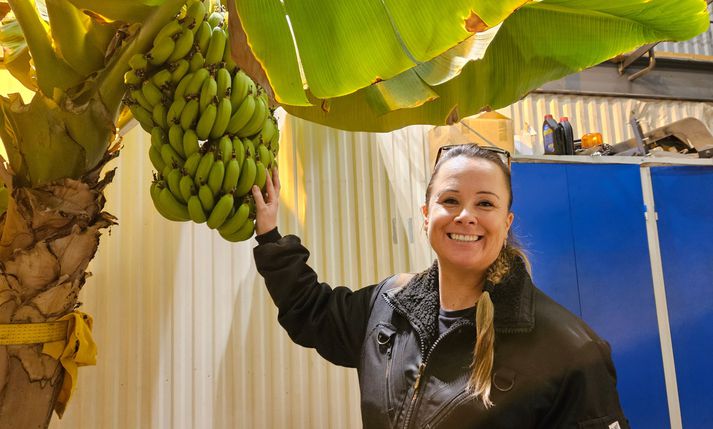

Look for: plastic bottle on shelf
[542,114,559,155]
[558,117,575,155]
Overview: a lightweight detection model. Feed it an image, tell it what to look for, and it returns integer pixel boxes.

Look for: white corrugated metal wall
[48,92,712,428]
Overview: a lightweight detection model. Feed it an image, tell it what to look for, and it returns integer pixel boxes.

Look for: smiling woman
[251,143,630,428]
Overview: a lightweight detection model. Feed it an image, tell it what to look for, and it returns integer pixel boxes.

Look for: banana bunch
[122,0,279,243]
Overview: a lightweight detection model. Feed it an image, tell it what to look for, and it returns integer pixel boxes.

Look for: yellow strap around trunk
[0,312,97,418]
[42,311,96,417]
[0,320,67,345]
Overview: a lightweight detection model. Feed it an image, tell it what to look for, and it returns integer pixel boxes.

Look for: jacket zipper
[385,342,394,427]
[383,293,473,429]
[401,325,470,429]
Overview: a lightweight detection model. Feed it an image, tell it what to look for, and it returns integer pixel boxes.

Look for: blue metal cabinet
[652,166,713,429]
[511,161,681,429]
[510,163,580,314]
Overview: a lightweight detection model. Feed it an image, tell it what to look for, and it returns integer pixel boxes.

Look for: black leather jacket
[254,230,629,429]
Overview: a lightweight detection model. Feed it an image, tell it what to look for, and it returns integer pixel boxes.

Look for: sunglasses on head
[435,144,511,169]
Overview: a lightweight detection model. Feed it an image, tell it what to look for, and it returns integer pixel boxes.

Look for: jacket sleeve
[253,228,380,368]
[541,339,630,429]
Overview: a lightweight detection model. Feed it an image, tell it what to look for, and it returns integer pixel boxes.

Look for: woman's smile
[447,233,482,242]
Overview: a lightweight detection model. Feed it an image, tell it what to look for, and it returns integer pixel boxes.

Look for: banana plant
[0,0,187,427]
[229,0,711,131]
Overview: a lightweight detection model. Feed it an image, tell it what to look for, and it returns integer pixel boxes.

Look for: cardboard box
[427,111,514,168]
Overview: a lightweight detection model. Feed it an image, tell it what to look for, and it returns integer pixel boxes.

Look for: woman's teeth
[448,233,481,242]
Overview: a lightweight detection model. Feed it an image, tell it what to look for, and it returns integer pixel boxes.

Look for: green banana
[194,150,215,186]
[269,134,280,153]
[209,97,232,139]
[169,28,195,62]
[152,103,168,129]
[265,148,275,170]
[129,53,149,72]
[170,59,190,83]
[155,18,183,42]
[226,94,255,135]
[257,143,271,166]
[207,193,234,229]
[150,182,183,222]
[142,80,165,107]
[187,195,207,223]
[217,135,233,161]
[222,36,237,73]
[207,159,225,195]
[148,36,176,66]
[204,26,227,67]
[260,116,277,144]
[152,69,173,90]
[149,145,166,172]
[218,201,250,236]
[232,137,246,167]
[167,97,187,125]
[254,160,267,190]
[196,103,217,140]
[189,51,206,73]
[207,11,225,28]
[179,173,196,202]
[161,143,183,168]
[199,75,218,113]
[124,69,143,87]
[198,184,215,211]
[220,219,255,242]
[237,96,267,138]
[194,21,212,55]
[222,157,241,193]
[215,67,232,98]
[158,187,190,221]
[167,168,186,203]
[150,126,166,151]
[243,138,256,159]
[174,71,194,100]
[183,129,201,157]
[162,164,173,181]
[185,67,211,98]
[230,70,253,110]
[180,99,200,131]
[183,151,202,177]
[130,89,152,112]
[168,124,186,158]
[129,104,154,132]
[234,156,256,196]
[182,1,207,32]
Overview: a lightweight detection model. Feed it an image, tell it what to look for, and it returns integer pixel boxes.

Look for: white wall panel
[47,92,712,429]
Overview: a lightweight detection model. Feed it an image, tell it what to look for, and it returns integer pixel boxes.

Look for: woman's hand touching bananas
[252,167,280,236]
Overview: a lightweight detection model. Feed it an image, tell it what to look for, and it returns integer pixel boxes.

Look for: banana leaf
[232,0,711,132]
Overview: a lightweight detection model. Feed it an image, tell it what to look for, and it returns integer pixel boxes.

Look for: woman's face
[423,156,514,278]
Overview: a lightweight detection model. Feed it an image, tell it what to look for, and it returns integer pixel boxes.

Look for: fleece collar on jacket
[384,257,535,349]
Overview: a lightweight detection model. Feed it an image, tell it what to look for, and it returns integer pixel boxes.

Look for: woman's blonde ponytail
[468,243,530,407]
[470,288,495,407]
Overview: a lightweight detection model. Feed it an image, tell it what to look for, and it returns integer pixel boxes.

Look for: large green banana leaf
[233,0,710,131]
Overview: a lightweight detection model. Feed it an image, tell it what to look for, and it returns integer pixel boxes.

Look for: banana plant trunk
[0,154,116,428]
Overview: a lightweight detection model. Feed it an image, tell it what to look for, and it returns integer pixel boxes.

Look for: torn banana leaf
[232,0,710,131]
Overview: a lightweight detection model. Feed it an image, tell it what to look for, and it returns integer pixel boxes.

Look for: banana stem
[97,0,186,122]
[7,0,84,96]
